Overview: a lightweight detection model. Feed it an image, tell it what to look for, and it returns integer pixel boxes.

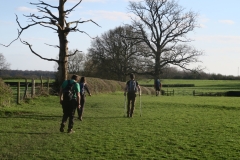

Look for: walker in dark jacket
[77,76,91,121]
[124,73,141,117]
[59,74,81,133]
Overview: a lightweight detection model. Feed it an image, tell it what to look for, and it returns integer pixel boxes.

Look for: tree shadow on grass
[0,114,62,120]
[0,131,52,135]
[84,116,137,119]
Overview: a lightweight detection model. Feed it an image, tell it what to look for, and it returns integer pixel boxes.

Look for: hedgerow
[0,78,13,107]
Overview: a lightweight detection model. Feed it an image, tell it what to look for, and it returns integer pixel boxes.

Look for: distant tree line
[0,70,56,79]
[159,67,240,80]
[0,67,239,81]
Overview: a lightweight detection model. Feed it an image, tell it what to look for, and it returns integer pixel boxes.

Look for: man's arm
[77,92,81,108]
[59,87,63,105]
[75,83,81,108]
[85,84,91,96]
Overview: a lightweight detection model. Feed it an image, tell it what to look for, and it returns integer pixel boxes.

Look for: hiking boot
[60,126,64,132]
[67,129,75,134]
[78,116,82,121]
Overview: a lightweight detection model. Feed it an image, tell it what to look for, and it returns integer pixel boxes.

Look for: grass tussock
[0,78,13,107]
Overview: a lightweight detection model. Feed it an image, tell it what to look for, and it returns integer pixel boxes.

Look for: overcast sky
[0,0,240,76]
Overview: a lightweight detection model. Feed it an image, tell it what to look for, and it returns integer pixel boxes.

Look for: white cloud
[195,35,240,44]
[218,20,235,25]
[84,10,133,21]
[198,15,210,28]
[0,21,14,25]
[17,7,38,12]
[123,0,142,2]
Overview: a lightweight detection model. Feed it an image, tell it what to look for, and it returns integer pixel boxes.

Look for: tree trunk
[155,49,161,80]
[57,0,68,85]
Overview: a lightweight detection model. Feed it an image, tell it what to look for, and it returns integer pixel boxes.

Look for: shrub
[67,75,155,95]
[0,78,13,107]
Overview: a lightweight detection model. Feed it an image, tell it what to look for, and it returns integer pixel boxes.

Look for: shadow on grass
[84,116,135,119]
[0,131,51,135]
[0,114,62,120]
[0,114,128,120]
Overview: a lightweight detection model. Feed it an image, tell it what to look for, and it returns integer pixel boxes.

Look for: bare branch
[36,6,59,21]
[21,39,60,63]
[65,0,83,15]
[44,43,60,48]
[0,14,39,47]
[68,19,101,28]
[30,1,58,9]
[67,50,82,58]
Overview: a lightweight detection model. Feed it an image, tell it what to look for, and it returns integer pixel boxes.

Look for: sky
[0,0,240,76]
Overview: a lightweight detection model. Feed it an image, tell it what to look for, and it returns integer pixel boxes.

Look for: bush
[67,75,155,95]
[0,78,13,107]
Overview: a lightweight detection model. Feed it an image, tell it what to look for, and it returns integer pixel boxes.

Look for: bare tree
[67,49,85,74]
[0,53,11,71]
[54,49,85,74]
[128,0,203,80]
[87,26,151,81]
[0,0,99,85]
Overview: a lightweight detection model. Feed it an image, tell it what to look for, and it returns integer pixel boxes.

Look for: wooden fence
[161,89,174,96]
[5,76,52,104]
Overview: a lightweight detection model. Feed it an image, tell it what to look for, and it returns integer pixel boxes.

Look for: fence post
[40,76,43,89]
[31,78,35,97]
[17,82,20,104]
[47,77,50,94]
[23,78,28,99]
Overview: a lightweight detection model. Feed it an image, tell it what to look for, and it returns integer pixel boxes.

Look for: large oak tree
[87,26,152,81]
[128,0,203,80]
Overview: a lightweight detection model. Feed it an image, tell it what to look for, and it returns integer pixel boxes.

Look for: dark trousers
[61,99,77,131]
[77,94,85,118]
[127,92,136,117]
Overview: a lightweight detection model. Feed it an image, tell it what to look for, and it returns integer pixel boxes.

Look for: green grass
[139,79,240,95]
[1,93,240,159]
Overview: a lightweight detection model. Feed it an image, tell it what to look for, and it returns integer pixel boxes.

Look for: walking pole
[124,94,127,117]
[139,91,142,117]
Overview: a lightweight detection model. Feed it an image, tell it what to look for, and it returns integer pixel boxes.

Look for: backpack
[128,80,137,93]
[63,80,76,101]
[79,83,84,95]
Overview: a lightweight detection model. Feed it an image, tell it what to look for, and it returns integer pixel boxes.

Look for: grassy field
[139,79,240,95]
[1,91,240,159]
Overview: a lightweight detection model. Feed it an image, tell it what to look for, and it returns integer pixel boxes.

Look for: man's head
[130,73,135,80]
[71,74,78,81]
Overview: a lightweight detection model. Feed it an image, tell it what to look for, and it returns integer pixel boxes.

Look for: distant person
[59,74,81,133]
[124,73,141,117]
[77,76,91,121]
[154,78,161,96]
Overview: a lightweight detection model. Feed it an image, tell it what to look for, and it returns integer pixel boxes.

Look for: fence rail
[162,89,174,96]
[5,77,52,104]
